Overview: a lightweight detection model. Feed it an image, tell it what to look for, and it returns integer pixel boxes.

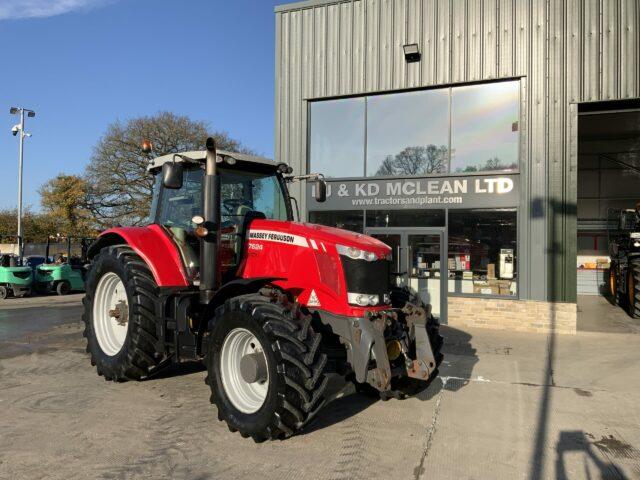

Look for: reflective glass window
[447,209,518,297]
[365,209,445,228]
[309,98,365,178]
[450,81,520,173]
[308,210,364,233]
[366,89,450,177]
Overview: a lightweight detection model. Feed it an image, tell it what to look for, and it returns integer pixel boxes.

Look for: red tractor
[83,138,443,441]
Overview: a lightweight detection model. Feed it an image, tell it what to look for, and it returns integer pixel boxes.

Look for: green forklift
[0,235,33,299]
[34,236,91,295]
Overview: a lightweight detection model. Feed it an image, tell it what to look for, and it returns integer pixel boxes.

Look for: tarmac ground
[1,293,639,479]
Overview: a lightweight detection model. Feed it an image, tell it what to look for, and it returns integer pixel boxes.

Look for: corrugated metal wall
[275,0,640,302]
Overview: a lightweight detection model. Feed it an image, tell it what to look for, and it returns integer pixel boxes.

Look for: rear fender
[89,225,189,287]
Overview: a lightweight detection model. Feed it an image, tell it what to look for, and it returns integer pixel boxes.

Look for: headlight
[347,292,380,306]
[631,232,640,239]
[337,244,380,261]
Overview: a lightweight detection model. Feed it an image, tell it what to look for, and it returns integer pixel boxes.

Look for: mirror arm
[285,173,325,183]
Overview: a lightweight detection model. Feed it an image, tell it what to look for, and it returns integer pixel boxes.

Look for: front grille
[340,256,390,299]
[13,271,31,279]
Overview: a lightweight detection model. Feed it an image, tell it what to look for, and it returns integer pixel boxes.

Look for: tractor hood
[247,219,391,256]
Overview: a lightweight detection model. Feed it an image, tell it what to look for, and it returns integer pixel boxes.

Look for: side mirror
[315,179,327,203]
[163,162,184,190]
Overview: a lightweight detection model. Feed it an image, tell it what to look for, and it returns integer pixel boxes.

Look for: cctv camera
[11,125,19,136]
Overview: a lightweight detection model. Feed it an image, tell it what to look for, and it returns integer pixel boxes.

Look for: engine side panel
[94,225,190,287]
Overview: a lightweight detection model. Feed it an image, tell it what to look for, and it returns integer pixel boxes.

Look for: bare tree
[85,112,253,227]
[375,145,448,176]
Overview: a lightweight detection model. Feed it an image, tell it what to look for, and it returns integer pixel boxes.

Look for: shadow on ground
[304,324,478,434]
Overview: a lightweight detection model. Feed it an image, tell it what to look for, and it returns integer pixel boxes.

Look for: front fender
[89,225,189,288]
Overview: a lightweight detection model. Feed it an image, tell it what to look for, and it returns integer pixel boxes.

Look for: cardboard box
[487,264,496,279]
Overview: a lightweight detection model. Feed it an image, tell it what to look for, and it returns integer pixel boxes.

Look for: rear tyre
[83,246,164,381]
[609,263,618,304]
[205,292,329,442]
[0,287,7,299]
[56,281,71,296]
[628,260,640,318]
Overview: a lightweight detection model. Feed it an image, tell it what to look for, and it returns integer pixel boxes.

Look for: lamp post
[9,106,35,259]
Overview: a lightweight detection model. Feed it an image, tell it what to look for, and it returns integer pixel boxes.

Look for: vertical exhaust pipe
[200,137,220,303]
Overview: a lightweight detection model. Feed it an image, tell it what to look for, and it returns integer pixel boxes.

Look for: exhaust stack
[200,137,220,303]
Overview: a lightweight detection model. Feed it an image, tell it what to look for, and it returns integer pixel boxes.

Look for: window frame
[307,78,522,181]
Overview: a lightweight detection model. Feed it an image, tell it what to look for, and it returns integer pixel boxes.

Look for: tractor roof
[148,150,277,172]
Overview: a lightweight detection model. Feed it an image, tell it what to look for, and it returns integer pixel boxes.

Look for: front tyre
[628,260,640,318]
[206,293,329,442]
[82,246,164,381]
[609,263,618,304]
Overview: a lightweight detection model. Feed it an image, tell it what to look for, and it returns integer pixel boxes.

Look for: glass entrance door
[366,228,447,322]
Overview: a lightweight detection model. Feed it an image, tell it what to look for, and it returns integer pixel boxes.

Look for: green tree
[85,111,253,227]
[39,174,94,236]
[0,208,61,243]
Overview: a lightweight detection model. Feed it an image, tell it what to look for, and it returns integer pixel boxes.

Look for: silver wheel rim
[220,328,269,414]
[93,272,129,356]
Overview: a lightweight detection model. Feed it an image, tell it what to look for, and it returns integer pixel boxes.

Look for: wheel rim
[220,328,269,414]
[93,272,129,356]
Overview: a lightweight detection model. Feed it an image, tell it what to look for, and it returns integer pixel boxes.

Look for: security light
[403,43,421,63]
[27,111,35,118]
[9,107,18,114]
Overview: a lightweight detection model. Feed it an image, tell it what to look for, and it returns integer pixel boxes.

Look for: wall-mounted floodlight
[403,43,421,63]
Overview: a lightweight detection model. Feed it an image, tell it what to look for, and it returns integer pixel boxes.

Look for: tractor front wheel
[83,246,164,381]
[205,292,328,442]
[0,286,7,299]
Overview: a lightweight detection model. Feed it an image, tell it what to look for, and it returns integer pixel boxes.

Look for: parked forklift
[0,235,32,299]
[608,206,640,318]
[82,139,443,441]
[35,236,91,295]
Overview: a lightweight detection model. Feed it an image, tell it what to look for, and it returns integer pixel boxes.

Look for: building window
[308,80,520,179]
[365,209,445,228]
[309,210,364,233]
[366,89,450,177]
[450,82,520,173]
[448,209,518,297]
[309,97,365,178]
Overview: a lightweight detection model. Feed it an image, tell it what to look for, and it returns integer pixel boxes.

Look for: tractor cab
[146,150,324,285]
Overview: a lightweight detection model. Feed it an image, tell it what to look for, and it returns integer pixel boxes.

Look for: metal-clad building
[275,0,640,331]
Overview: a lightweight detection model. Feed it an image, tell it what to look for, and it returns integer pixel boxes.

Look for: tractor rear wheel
[609,263,619,304]
[628,260,640,318]
[205,292,328,442]
[83,246,164,381]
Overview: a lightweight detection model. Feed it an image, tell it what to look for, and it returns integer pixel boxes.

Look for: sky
[0,0,285,211]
